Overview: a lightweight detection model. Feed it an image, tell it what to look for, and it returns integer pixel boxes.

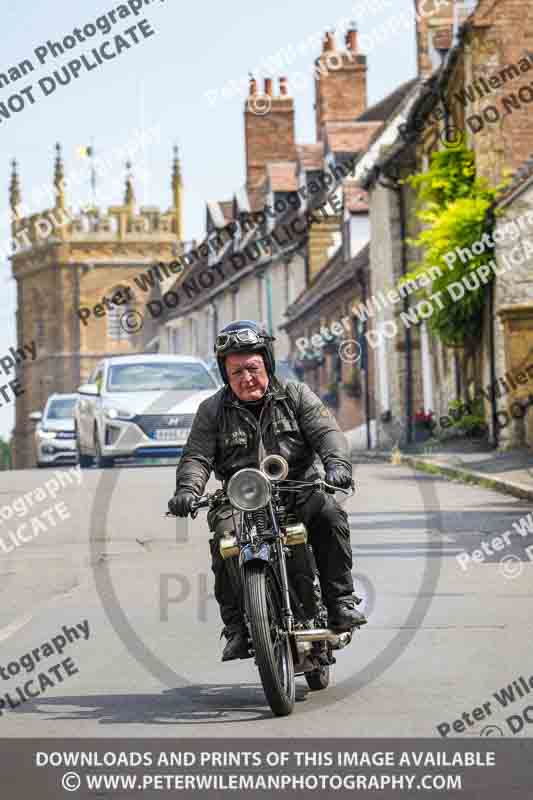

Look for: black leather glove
[168,489,196,517]
[325,462,353,490]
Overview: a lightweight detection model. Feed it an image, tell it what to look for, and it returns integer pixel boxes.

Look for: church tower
[10,142,185,468]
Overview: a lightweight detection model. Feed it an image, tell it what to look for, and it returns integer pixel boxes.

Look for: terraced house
[151,26,383,433]
[353,0,533,449]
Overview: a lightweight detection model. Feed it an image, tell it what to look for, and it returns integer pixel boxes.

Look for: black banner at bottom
[1,738,531,798]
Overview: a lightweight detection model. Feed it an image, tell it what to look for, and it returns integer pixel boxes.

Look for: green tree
[0,437,12,470]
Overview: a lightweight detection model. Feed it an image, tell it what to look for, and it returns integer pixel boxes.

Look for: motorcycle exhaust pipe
[293,629,352,648]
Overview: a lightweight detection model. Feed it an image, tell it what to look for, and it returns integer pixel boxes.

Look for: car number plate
[154,428,190,444]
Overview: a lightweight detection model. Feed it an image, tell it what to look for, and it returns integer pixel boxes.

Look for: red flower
[415,409,434,424]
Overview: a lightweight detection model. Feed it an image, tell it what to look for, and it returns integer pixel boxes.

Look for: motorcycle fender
[240,542,270,566]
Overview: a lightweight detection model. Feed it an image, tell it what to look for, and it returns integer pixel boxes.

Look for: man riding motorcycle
[168,320,367,661]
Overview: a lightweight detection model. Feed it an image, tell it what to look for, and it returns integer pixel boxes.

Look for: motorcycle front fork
[274,537,294,634]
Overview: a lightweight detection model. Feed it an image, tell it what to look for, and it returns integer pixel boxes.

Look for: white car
[74,354,219,468]
[30,393,78,468]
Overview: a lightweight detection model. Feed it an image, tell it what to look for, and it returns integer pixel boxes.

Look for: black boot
[221,624,250,662]
[328,596,367,632]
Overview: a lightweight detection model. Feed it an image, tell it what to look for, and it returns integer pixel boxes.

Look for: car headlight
[37,429,56,440]
[105,408,134,420]
[227,468,271,511]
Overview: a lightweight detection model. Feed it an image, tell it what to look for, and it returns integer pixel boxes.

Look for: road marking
[0,611,33,643]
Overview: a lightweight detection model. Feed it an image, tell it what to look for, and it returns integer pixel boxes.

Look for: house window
[167,326,180,353]
[35,318,45,343]
[256,274,264,321]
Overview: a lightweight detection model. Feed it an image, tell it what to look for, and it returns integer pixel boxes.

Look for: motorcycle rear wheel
[304,665,330,691]
[244,563,295,717]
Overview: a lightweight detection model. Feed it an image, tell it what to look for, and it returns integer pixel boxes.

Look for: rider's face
[225,352,269,402]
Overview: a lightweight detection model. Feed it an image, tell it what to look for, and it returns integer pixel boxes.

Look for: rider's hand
[168,489,196,517]
[325,462,353,490]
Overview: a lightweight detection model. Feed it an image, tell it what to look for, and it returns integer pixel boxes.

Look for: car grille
[133,414,195,437]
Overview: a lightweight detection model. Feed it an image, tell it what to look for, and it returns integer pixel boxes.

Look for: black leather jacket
[175,377,351,495]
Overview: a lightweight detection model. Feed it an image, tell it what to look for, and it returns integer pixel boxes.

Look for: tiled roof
[344,182,369,213]
[433,25,454,51]
[218,201,234,221]
[285,242,369,325]
[296,143,325,171]
[247,187,266,212]
[206,200,233,229]
[266,161,299,192]
[355,78,419,123]
[323,121,382,155]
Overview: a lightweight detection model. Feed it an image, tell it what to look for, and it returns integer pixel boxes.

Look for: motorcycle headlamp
[227,468,272,511]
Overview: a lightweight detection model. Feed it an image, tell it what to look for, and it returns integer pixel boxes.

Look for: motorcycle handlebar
[165,480,354,517]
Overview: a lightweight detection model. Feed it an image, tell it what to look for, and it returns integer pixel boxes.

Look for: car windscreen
[46,398,77,419]
[106,362,218,393]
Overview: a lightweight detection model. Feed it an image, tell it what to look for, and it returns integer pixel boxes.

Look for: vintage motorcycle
[170,454,358,717]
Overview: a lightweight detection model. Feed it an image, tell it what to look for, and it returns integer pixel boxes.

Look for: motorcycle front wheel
[243,563,295,717]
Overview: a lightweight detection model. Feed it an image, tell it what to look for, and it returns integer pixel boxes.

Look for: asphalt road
[0,459,532,738]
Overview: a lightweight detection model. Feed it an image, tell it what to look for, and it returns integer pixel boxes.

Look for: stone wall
[491,183,533,447]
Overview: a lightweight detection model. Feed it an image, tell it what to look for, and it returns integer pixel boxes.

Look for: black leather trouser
[207,491,354,628]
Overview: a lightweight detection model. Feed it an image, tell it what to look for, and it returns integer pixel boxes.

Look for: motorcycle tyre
[244,563,295,717]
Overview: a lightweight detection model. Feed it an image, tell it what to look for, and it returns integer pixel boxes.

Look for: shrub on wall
[402,144,508,347]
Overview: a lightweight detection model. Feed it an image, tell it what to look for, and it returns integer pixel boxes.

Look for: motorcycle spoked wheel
[243,563,295,717]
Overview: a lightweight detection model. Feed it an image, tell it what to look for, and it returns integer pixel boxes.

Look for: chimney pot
[323,30,336,52]
[249,76,257,95]
[279,77,288,96]
[345,23,357,51]
[264,77,273,96]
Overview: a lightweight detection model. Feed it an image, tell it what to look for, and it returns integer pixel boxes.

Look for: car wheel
[94,430,114,469]
[76,426,93,468]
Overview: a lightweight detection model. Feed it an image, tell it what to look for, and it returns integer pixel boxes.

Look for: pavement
[0,460,532,737]
[353,437,533,502]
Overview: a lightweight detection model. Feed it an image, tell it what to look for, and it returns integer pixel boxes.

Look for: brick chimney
[245,76,297,191]
[414,0,457,78]
[314,25,368,142]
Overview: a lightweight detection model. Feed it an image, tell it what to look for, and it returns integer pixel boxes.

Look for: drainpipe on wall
[485,208,499,447]
[488,275,498,447]
[74,263,81,388]
[265,269,274,336]
[398,186,413,446]
[357,268,372,450]
[377,170,413,445]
